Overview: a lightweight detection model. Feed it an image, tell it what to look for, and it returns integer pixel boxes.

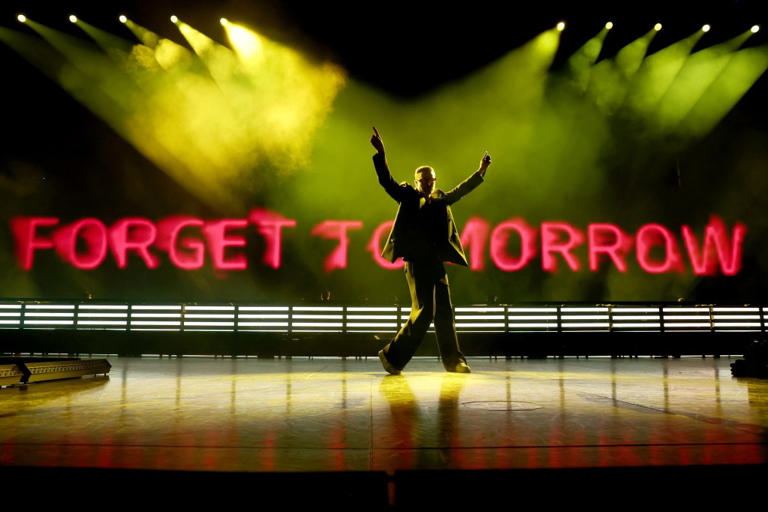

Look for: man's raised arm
[371,126,408,203]
[444,151,492,205]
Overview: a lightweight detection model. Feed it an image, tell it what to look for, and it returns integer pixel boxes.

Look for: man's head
[414,166,436,196]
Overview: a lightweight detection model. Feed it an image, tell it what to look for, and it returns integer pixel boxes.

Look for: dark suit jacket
[373,152,484,266]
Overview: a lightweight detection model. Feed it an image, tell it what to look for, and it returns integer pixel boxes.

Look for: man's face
[415,169,436,196]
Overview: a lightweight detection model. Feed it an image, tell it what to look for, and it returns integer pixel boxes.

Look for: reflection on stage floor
[1,356,766,472]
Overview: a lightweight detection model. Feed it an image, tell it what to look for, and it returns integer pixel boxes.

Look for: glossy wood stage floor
[1,355,766,506]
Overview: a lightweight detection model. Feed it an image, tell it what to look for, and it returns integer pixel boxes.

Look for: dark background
[1,1,766,303]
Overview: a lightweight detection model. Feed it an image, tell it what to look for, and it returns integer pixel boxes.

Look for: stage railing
[0,300,764,335]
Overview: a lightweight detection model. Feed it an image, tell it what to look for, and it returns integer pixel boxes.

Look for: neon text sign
[11,211,745,275]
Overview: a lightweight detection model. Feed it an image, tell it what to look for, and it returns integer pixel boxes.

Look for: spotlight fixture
[170,15,178,24]
[17,14,26,23]
[556,21,565,32]
[119,15,127,24]
[69,14,78,23]
[605,21,613,30]
[220,17,229,26]
[751,25,760,33]
[702,24,711,32]
[654,23,662,31]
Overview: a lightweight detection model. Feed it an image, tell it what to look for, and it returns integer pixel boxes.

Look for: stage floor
[1,356,766,472]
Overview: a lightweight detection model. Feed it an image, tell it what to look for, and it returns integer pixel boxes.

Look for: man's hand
[479,150,491,177]
[370,126,385,155]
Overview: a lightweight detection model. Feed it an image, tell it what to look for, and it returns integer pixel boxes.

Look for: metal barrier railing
[1,300,765,334]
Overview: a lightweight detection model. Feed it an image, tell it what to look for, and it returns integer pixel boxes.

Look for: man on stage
[370,126,491,374]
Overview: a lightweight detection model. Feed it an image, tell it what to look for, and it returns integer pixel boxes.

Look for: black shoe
[378,349,401,375]
[446,358,471,373]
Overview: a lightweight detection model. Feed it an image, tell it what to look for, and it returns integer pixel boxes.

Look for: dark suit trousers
[384,258,466,370]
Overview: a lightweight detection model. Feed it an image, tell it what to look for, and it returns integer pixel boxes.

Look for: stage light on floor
[605,21,613,30]
[702,24,711,32]
[654,23,662,31]
[170,15,178,24]
[119,15,127,24]
[69,15,77,23]
[751,25,760,33]
[556,21,566,32]
[220,17,229,26]
[17,14,26,23]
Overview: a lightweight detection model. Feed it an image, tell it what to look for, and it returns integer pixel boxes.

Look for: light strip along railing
[507,307,558,332]
[455,306,506,333]
[77,304,128,330]
[130,304,182,331]
[610,307,661,331]
[0,302,765,334]
[712,307,762,332]
[237,305,289,333]
[560,306,610,332]
[345,307,399,334]
[0,303,22,328]
[290,306,343,333]
[22,303,75,329]
[184,305,235,332]
[662,306,712,332]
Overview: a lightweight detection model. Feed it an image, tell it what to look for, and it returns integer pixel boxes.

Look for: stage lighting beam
[17,14,26,23]
[220,18,229,26]
[654,23,662,31]
[69,15,78,24]
[751,25,760,33]
[119,15,127,24]
[170,15,178,24]
[606,22,613,30]
[702,24,711,32]
[223,20,263,60]
[557,21,566,32]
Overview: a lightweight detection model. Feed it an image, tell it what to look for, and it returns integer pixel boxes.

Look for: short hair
[414,165,435,178]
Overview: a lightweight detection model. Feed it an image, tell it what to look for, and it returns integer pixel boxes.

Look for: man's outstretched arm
[371,126,409,203]
[444,151,492,205]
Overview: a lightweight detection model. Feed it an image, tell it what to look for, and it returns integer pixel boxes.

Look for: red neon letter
[109,218,159,269]
[249,208,297,269]
[367,221,404,269]
[53,218,108,270]
[203,219,249,270]
[541,221,584,272]
[156,216,205,270]
[636,223,684,274]
[682,215,746,276]
[489,218,537,271]
[588,223,633,272]
[10,217,59,270]
[459,216,491,270]
[311,220,363,273]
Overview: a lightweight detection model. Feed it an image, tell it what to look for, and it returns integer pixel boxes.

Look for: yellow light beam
[654,30,757,131]
[615,27,658,78]
[122,18,159,48]
[681,44,768,137]
[582,29,659,114]
[75,18,134,55]
[568,25,610,91]
[223,20,263,61]
[622,29,705,117]
[0,24,67,80]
